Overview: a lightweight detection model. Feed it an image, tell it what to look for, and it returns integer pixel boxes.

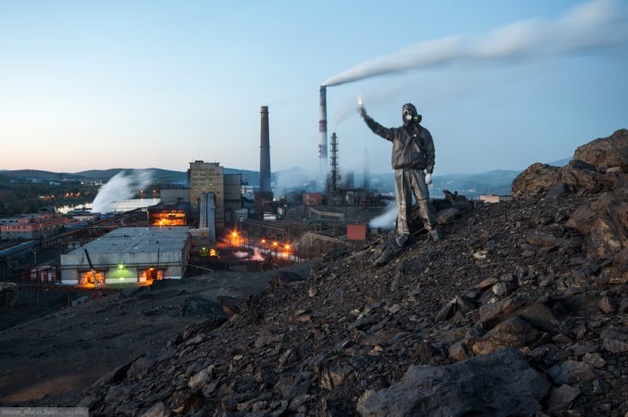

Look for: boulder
[559,159,613,193]
[512,163,561,199]
[573,129,628,170]
[270,270,307,287]
[512,129,628,199]
[566,187,628,259]
[180,295,229,320]
[471,316,539,355]
[356,348,549,417]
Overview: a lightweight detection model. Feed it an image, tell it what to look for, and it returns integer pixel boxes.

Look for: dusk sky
[1,0,627,177]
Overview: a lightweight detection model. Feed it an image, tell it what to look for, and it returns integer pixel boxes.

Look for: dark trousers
[394,168,438,235]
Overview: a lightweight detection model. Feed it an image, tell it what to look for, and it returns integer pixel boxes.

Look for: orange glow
[140,267,163,286]
[230,230,241,246]
[79,270,104,288]
[150,211,186,226]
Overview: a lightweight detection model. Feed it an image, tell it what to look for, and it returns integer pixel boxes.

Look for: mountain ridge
[0,167,522,195]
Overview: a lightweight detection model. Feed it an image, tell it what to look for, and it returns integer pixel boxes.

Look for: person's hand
[357,105,367,119]
[425,172,432,185]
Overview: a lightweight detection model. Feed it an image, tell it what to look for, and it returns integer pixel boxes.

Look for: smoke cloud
[322,0,627,87]
[369,202,397,230]
[273,167,316,198]
[91,170,154,213]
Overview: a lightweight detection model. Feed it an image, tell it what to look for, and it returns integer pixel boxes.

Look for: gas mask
[402,103,421,126]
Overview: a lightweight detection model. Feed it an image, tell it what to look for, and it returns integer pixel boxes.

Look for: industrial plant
[0,100,391,296]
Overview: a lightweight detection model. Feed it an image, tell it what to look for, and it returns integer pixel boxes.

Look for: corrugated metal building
[60,227,191,286]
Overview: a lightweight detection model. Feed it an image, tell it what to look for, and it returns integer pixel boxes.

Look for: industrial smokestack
[318,86,328,162]
[330,132,338,196]
[259,105,271,193]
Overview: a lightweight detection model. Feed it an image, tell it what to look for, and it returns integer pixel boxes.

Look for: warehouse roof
[74,227,191,255]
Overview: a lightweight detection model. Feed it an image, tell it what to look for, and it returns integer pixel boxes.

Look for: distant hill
[367,169,520,198]
[0,167,261,187]
[432,170,520,197]
[0,168,187,184]
[0,166,522,197]
[74,168,188,184]
[546,157,571,167]
[0,169,84,182]
[73,169,130,180]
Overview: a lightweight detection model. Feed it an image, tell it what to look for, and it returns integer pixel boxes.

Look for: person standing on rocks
[358,102,442,247]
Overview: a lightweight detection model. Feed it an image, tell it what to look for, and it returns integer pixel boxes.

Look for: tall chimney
[330,132,338,195]
[259,105,271,193]
[318,86,328,162]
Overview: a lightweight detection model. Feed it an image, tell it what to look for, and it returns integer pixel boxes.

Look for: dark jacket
[363,116,435,173]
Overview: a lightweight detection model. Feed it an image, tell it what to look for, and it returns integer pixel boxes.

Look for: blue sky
[1,0,626,177]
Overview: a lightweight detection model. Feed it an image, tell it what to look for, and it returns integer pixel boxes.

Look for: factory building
[189,161,225,210]
[159,188,190,204]
[59,226,191,286]
[188,161,241,235]
[0,213,68,241]
[147,201,192,226]
[224,173,243,225]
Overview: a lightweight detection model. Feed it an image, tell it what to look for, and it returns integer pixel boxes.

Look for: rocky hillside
[34,130,628,416]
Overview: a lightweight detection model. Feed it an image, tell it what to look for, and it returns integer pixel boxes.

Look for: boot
[429,228,442,242]
[395,233,409,247]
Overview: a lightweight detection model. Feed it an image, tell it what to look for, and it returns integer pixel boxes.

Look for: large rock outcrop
[573,128,628,170]
[511,162,562,198]
[512,129,627,199]
[512,129,627,275]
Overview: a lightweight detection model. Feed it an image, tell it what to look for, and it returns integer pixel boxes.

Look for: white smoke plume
[273,167,315,198]
[322,0,628,87]
[369,202,397,230]
[91,170,154,213]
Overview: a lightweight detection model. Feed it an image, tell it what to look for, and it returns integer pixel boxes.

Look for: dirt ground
[0,260,316,405]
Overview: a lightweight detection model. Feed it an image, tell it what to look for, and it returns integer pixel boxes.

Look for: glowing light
[117,263,125,270]
[230,230,241,246]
